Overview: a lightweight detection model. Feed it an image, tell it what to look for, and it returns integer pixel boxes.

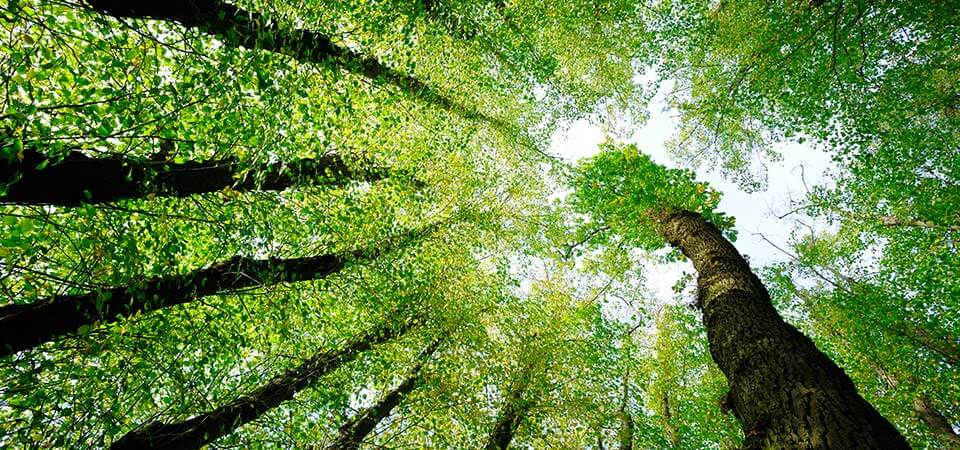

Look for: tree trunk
[328,340,440,449]
[485,367,533,450]
[0,254,342,357]
[661,392,679,447]
[617,373,633,450]
[0,225,435,357]
[81,0,510,132]
[110,322,409,450]
[913,396,960,448]
[0,148,384,206]
[655,209,908,449]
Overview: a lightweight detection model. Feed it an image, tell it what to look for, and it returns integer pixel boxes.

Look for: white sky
[548,84,833,300]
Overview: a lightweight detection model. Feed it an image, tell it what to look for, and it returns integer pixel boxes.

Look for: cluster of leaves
[570,141,734,251]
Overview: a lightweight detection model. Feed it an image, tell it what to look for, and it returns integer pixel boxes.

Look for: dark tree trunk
[0,254,343,357]
[0,148,384,206]
[328,340,440,449]
[81,0,510,132]
[655,209,908,449]
[110,322,409,450]
[485,367,533,450]
[1,223,438,357]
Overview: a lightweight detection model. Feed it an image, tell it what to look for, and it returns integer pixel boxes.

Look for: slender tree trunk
[81,0,510,132]
[617,372,633,450]
[0,148,384,206]
[110,322,409,450]
[661,392,679,447]
[0,225,434,357]
[328,340,440,449]
[485,367,533,450]
[913,396,960,448]
[654,209,908,449]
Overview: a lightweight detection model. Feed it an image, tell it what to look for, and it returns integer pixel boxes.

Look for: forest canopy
[0,0,957,448]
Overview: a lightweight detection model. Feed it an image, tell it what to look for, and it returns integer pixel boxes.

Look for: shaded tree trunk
[0,148,384,206]
[0,226,434,357]
[110,321,410,450]
[654,209,908,449]
[328,339,440,449]
[82,0,511,132]
[485,366,533,450]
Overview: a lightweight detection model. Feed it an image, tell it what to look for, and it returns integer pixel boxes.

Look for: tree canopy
[1,0,957,448]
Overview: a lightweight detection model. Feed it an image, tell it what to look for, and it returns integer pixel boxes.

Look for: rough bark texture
[82,0,510,132]
[485,368,533,450]
[913,396,960,448]
[655,209,908,449]
[328,340,440,449]
[0,148,384,205]
[110,323,408,450]
[0,254,343,357]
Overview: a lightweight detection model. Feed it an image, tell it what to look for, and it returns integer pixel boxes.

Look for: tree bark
[327,340,440,449]
[485,366,533,450]
[110,322,410,450]
[655,209,908,449]
[0,223,436,357]
[81,0,510,132]
[0,148,384,206]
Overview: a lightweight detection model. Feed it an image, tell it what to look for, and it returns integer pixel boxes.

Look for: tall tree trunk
[110,321,410,450]
[81,0,510,133]
[617,372,633,450]
[485,366,533,450]
[0,148,384,206]
[654,209,908,449]
[0,226,433,357]
[328,339,440,449]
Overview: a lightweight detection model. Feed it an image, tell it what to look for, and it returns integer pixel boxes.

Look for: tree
[0,224,435,357]
[79,0,511,133]
[0,147,386,205]
[572,143,908,448]
[110,319,411,449]
[328,339,440,449]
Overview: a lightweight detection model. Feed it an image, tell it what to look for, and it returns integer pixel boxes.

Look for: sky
[548,83,834,300]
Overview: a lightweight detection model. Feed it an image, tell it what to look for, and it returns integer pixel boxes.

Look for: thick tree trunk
[485,368,533,450]
[328,340,440,449]
[655,209,908,449]
[110,322,409,450]
[0,148,384,206]
[81,0,510,132]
